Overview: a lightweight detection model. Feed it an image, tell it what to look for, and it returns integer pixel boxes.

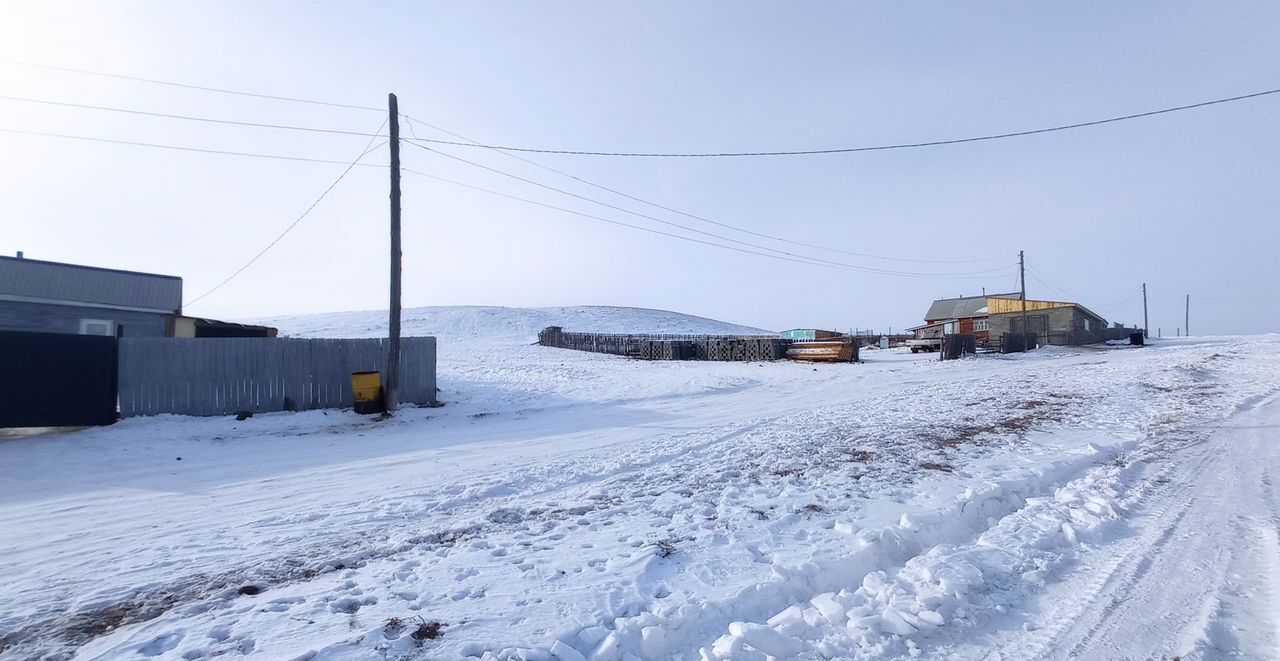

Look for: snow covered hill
[258,305,776,412]
[263,305,772,343]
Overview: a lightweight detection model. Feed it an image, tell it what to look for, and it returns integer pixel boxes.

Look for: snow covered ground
[1,306,1278,661]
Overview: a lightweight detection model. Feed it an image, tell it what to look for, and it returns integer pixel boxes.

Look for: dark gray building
[0,254,182,337]
[986,299,1109,346]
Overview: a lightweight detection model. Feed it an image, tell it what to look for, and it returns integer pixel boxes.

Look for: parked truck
[906,322,946,353]
[906,336,941,353]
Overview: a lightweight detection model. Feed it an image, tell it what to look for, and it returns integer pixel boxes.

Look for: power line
[2,86,1012,266]
[1025,268,1144,310]
[0,94,382,137]
[405,140,1012,277]
[2,131,1016,280]
[183,124,388,308]
[0,88,1014,266]
[0,89,1043,267]
[404,166,1017,280]
[401,116,1007,265]
[1026,265,1086,300]
[1091,289,1145,309]
[399,86,1280,157]
[0,127,386,167]
[0,59,383,112]
[9,59,1274,160]
[0,70,1020,267]
[0,88,1053,269]
[3,119,1014,279]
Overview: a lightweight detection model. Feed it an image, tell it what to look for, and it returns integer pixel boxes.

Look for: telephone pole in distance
[1142,283,1149,340]
[1019,250,1029,352]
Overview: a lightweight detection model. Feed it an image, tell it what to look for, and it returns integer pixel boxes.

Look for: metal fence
[118,336,436,418]
[0,330,118,427]
[941,334,977,360]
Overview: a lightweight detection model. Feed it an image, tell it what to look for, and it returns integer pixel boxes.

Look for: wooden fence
[537,327,790,362]
[117,337,436,418]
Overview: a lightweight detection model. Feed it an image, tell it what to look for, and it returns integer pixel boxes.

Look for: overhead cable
[398,87,1280,157]
[183,124,388,307]
[401,116,1009,265]
[405,140,1012,277]
[0,59,382,112]
[0,127,383,166]
[404,166,1016,281]
[0,94,381,137]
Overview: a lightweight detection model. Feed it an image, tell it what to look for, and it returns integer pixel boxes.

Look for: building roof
[905,320,954,332]
[0,255,183,314]
[923,293,1019,322]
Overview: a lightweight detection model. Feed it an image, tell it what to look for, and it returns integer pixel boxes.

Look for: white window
[1084,318,1092,331]
[974,319,990,332]
[79,319,115,336]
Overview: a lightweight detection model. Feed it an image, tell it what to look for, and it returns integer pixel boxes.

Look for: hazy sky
[2,1,1277,335]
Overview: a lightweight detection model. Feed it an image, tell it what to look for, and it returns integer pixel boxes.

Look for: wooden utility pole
[386,93,402,412]
[1142,283,1149,340]
[1019,250,1029,352]
[1185,294,1190,336]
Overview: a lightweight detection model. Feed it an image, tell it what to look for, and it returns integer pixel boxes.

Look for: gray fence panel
[537,327,788,363]
[118,336,436,418]
[398,337,436,404]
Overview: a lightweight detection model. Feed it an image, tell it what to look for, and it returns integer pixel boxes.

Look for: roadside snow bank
[480,438,1129,661]
[710,443,1143,660]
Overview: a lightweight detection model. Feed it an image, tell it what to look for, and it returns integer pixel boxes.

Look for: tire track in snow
[681,345,1280,661]
[983,392,1280,661]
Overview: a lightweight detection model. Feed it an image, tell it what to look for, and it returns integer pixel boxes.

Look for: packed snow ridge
[1,306,1279,661]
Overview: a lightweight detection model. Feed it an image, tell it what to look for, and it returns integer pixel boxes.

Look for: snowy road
[966,392,1280,660]
[1,307,1277,660]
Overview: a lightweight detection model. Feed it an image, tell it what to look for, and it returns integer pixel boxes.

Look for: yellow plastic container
[351,371,385,414]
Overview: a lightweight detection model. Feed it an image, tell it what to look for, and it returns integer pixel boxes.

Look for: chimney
[15,251,22,259]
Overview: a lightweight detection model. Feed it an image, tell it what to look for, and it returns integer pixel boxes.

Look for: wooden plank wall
[118,337,436,418]
[986,298,1074,315]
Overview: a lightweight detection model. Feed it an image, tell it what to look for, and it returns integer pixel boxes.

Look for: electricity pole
[1142,283,1149,340]
[1185,294,1190,336]
[1019,250,1028,352]
[386,93,402,412]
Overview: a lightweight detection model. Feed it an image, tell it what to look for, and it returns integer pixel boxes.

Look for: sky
[1,1,1277,335]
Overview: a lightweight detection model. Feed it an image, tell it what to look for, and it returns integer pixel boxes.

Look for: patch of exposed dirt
[411,619,443,643]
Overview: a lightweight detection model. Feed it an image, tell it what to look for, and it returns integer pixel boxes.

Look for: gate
[0,331,119,427]
[941,334,977,360]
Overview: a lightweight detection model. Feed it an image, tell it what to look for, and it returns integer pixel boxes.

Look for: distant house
[0,254,275,338]
[917,293,1021,346]
[914,292,1116,347]
[780,329,843,341]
